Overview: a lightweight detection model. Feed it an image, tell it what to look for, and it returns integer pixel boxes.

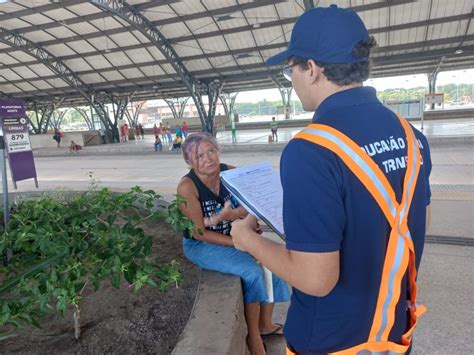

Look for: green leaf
[2,302,11,317]
[92,278,101,291]
[110,272,121,289]
[123,262,137,284]
[18,313,34,325]
[107,214,116,225]
[0,254,62,294]
[145,278,158,288]
[7,319,22,328]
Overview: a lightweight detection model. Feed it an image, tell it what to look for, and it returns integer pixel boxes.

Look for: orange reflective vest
[287,115,426,355]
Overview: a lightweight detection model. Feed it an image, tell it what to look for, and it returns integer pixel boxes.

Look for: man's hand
[231,214,260,251]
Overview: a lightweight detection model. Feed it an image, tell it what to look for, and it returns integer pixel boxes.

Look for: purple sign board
[0,99,38,188]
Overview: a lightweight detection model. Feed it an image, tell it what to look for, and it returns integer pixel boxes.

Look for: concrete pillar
[279,87,292,119]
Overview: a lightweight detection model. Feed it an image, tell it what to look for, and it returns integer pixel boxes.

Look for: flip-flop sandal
[260,323,284,336]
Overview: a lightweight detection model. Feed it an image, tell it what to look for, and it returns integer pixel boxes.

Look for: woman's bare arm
[177,177,234,246]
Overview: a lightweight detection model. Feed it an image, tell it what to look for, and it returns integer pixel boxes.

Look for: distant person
[152,123,159,136]
[212,121,219,137]
[181,121,189,138]
[98,128,106,144]
[135,124,141,140]
[123,124,129,142]
[171,134,183,151]
[154,135,162,151]
[138,123,145,139]
[270,116,278,142]
[159,123,167,144]
[119,124,125,142]
[175,124,183,138]
[53,128,62,148]
[165,123,172,144]
[69,140,81,154]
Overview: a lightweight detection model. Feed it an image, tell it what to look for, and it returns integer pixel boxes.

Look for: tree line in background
[33,83,473,132]
[377,83,473,103]
[234,83,474,116]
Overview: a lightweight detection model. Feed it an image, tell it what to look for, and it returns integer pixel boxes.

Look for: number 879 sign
[6,132,31,152]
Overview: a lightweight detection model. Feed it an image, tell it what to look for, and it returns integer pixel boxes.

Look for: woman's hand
[204,200,233,226]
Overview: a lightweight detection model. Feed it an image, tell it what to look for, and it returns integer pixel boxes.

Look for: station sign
[3,117,32,153]
[0,99,38,188]
[424,93,444,105]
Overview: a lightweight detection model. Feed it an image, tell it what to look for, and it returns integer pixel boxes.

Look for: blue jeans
[183,238,290,304]
[154,143,162,151]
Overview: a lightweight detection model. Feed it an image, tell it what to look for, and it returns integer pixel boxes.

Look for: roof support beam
[0,27,91,97]
[372,44,474,66]
[134,0,181,11]
[11,0,284,37]
[6,34,473,88]
[72,107,94,130]
[0,0,88,21]
[89,0,222,133]
[219,92,239,118]
[2,11,471,74]
[37,68,282,101]
[4,25,473,76]
[0,26,117,135]
[373,34,474,54]
[7,43,473,103]
[279,87,293,120]
[0,0,421,57]
[163,97,190,121]
[303,0,315,10]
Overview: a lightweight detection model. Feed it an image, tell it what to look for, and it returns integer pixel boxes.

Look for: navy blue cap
[266,5,370,65]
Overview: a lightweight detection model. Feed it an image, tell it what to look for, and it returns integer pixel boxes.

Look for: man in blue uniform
[231,5,431,354]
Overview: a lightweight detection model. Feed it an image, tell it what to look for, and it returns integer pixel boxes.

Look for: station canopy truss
[0,0,473,107]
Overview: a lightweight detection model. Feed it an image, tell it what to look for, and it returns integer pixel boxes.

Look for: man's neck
[316,82,362,108]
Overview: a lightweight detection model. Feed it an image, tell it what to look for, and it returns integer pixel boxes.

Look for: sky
[235,68,474,103]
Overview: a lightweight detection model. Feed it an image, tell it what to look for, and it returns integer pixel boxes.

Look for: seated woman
[69,140,81,154]
[154,135,162,151]
[172,134,183,150]
[177,133,290,355]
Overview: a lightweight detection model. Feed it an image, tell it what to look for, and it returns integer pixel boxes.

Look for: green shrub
[0,187,192,339]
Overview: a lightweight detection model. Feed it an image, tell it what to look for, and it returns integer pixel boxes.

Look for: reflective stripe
[378,117,422,340]
[328,340,410,355]
[370,115,422,341]
[358,352,403,355]
[398,131,417,226]
[300,128,397,219]
[376,232,406,341]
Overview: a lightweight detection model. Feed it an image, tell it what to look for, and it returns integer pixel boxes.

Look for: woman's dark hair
[291,36,377,86]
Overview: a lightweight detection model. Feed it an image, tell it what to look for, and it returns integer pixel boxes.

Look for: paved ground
[3,121,473,354]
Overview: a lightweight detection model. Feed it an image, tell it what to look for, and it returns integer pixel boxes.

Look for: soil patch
[2,218,200,354]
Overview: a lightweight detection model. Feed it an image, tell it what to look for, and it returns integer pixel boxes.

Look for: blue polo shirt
[281,86,431,353]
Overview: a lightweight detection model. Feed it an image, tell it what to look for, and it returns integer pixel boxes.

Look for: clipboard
[220,162,285,240]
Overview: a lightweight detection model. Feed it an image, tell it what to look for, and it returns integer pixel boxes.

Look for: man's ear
[306,59,324,85]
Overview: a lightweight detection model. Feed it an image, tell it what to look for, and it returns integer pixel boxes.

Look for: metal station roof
[0,0,473,106]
